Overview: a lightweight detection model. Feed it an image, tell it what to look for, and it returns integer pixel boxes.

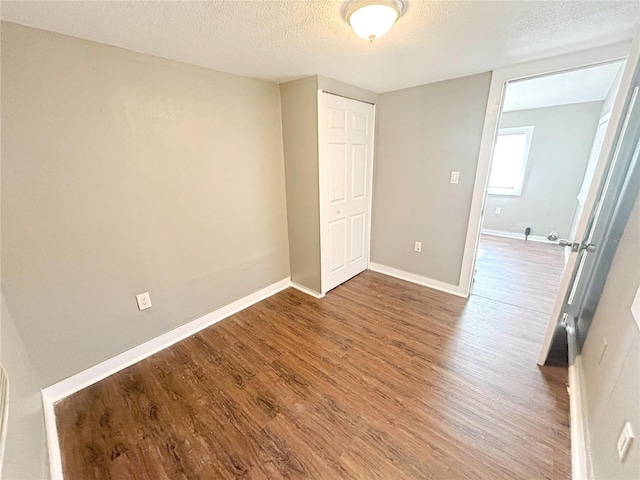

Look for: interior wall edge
[316,75,379,104]
[41,395,61,480]
[41,276,291,403]
[481,229,558,244]
[40,275,292,480]
[279,76,322,293]
[290,282,324,299]
[369,263,467,298]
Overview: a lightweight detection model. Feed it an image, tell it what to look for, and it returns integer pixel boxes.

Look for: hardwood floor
[56,271,570,479]
[473,234,566,315]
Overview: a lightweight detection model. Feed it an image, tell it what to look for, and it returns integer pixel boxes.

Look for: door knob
[558,239,579,252]
[558,240,596,253]
[337,209,341,214]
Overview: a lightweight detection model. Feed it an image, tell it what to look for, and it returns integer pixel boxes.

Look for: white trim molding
[568,355,590,480]
[369,263,468,298]
[481,229,558,244]
[42,393,62,480]
[42,277,291,403]
[41,276,292,480]
[290,282,325,299]
[567,318,591,480]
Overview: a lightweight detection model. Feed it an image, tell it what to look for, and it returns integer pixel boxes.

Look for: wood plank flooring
[56,270,570,479]
[473,235,566,315]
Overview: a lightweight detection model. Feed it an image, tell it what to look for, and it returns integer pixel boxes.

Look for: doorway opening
[472,60,626,319]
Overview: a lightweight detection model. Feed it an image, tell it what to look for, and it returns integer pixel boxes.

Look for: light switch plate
[450,171,460,184]
[494,207,502,215]
[631,285,640,330]
[136,292,152,311]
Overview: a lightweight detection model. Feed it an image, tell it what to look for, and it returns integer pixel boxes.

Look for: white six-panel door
[319,92,375,294]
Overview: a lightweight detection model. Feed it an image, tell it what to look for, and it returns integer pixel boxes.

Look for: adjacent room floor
[55,267,570,479]
[473,234,566,315]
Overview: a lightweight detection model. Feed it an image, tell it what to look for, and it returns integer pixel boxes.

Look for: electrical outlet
[450,171,460,184]
[494,207,502,215]
[617,422,634,461]
[136,292,152,311]
[414,241,422,253]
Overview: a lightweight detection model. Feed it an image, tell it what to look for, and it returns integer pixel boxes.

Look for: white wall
[483,101,603,239]
[1,22,290,387]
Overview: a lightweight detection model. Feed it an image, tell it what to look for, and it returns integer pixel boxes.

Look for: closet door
[319,92,375,294]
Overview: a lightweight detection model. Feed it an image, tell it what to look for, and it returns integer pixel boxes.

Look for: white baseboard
[569,355,590,480]
[41,276,292,479]
[481,229,558,244]
[290,281,324,299]
[42,276,291,403]
[567,318,590,480]
[369,263,467,298]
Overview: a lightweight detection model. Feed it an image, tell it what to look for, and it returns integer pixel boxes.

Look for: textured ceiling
[1,1,638,93]
[503,61,624,112]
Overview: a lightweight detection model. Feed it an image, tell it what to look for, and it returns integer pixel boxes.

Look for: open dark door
[543,56,640,364]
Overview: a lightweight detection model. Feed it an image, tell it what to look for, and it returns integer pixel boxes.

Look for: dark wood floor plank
[56,241,570,479]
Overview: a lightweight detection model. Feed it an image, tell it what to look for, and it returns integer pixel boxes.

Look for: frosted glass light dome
[345,1,405,42]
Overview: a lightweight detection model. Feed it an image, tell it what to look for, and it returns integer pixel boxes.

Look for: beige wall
[484,102,603,238]
[581,196,639,479]
[1,22,290,386]
[1,296,49,480]
[317,76,379,105]
[279,77,322,292]
[371,72,491,286]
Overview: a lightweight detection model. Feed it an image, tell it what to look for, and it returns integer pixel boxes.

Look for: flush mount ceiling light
[343,0,406,42]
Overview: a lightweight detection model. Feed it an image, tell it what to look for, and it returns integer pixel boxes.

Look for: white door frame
[459,41,632,302]
[317,91,376,296]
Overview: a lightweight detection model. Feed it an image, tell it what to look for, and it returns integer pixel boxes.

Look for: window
[487,126,534,196]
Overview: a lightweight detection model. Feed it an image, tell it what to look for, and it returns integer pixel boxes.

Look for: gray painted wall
[1,296,49,479]
[280,77,322,292]
[581,196,639,479]
[484,102,603,238]
[317,76,379,105]
[371,72,491,286]
[1,23,290,386]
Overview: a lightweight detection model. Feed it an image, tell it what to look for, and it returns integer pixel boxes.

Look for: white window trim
[487,125,534,196]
